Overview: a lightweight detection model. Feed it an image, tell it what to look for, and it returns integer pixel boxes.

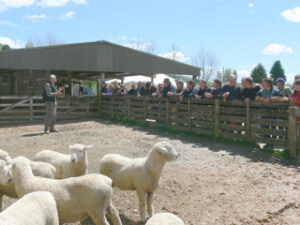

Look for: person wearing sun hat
[276,78,292,97]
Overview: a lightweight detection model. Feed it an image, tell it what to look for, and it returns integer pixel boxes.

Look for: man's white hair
[49,74,56,80]
[229,75,237,81]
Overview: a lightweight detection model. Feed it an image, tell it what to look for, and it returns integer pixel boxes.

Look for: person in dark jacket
[205,79,223,99]
[137,82,146,97]
[128,83,138,96]
[239,77,261,103]
[222,75,241,101]
[145,82,157,99]
[168,79,184,96]
[180,80,197,101]
[42,74,64,134]
[100,82,108,95]
[159,78,175,98]
[195,79,211,100]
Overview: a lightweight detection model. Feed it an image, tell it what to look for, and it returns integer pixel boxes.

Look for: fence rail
[0,96,99,124]
[100,96,299,158]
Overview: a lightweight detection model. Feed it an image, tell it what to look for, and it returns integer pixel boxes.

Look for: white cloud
[24,14,48,21]
[159,51,190,62]
[248,2,254,8]
[0,37,25,48]
[116,35,127,41]
[60,10,75,20]
[124,42,151,51]
[0,0,35,12]
[263,44,293,55]
[0,20,18,27]
[285,73,295,85]
[281,7,300,23]
[38,0,87,7]
[0,0,87,12]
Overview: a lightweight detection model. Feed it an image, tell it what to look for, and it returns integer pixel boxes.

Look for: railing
[0,96,99,124]
[100,96,299,158]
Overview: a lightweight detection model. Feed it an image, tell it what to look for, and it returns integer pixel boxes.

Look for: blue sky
[0,0,299,83]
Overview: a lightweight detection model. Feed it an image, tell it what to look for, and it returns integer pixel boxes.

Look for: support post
[214,99,220,137]
[46,70,50,78]
[246,102,251,141]
[121,75,124,84]
[193,75,197,84]
[151,74,154,83]
[288,107,297,158]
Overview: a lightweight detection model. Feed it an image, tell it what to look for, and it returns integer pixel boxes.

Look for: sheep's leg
[137,190,147,222]
[89,210,110,225]
[106,202,123,225]
[0,195,3,211]
[147,191,155,217]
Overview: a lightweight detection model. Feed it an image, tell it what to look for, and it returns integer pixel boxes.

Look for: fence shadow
[104,120,299,168]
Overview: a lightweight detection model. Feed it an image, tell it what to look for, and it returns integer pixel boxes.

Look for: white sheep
[0,150,56,211]
[99,141,179,222]
[145,212,185,225]
[34,144,92,179]
[4,156,122,225]
[0,149,56,179]
[0,191,59,225]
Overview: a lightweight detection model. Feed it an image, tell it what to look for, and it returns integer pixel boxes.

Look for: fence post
[87,97,90,113]
[188,98,191,131]
[111,96,114,118]
[288,106,297,158]
[246,102,251,141]
[214,99,220,137]
[143,97,147,121]
[29,97,33,122]
[127,97,131,119]
[166,97,170,127]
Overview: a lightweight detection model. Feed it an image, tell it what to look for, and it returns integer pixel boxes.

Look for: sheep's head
[152,141,179,162]
[0,160,12,185]
[69,144,93,164]
[0,149,12,165]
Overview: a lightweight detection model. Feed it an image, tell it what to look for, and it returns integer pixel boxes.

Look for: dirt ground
[0,119,299,225]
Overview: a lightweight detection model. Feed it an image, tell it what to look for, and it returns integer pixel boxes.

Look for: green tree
[270,60,285,81]
[1,45,11,50]
[25,40,34,48]
[251,64,267,83]
[0,43,3,50]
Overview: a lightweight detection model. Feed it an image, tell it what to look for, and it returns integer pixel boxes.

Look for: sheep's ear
[158,147,168,154]
[84,145,93,150]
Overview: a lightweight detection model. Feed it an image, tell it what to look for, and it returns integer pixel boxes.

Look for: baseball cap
[276,78,285,83]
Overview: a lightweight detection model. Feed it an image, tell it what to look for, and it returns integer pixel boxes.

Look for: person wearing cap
[117,84,127,96]
[144,82,157,100]
[276,78,292,97]
[179,80,197,101]
[158,78,175,98]
[42,74,64,134]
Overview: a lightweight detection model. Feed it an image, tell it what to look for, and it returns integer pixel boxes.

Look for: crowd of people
[100,74,300,106]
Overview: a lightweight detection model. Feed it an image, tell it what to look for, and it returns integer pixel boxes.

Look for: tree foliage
[270,60,285,81]
[251,63,267,83]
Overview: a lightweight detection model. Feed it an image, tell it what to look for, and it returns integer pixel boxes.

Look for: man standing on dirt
[42,74,64,134]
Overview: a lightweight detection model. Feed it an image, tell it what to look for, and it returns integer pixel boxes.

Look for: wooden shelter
[0,40,200,96]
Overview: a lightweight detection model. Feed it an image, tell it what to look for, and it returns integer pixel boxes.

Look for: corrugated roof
[0,40,200,76]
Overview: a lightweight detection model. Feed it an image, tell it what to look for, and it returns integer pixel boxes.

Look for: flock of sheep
[0,141,185,225]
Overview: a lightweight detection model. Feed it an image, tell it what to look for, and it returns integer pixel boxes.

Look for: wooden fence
[100,96,300,158]
[0,96,99,124]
